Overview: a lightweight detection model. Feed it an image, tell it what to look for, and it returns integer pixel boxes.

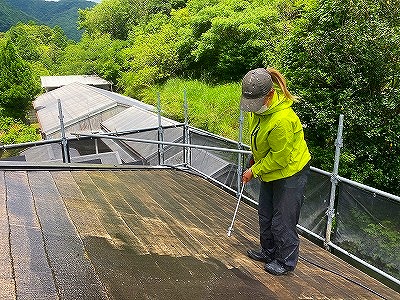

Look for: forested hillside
[0,0,399,196]
[0,0,36,32]
[1,0,95,40]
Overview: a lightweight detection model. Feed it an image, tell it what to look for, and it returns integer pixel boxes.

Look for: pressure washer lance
[227,183,245,237]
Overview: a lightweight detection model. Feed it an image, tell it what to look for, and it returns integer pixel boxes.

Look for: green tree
[6,22,69,74]
[180,0,281,81]
[78,0,144,40]
[280,0,400,194]
[58,33,127,87]
[0,40,40,119]
[78,0,188,40]
[146,0,187,15]
[120,13,186,96]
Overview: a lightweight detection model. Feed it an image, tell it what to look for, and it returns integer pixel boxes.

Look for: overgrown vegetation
[0,0,399,196]
[141,78,243,140]
[0,117,40,145]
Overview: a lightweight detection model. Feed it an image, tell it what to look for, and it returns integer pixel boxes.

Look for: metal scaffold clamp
[335,137,343,148]
[330,173,339,184]
[326,206,335,218]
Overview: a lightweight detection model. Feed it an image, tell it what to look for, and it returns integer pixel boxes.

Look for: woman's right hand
[242,168,253,183]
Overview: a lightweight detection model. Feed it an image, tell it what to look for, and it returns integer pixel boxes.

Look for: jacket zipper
[251,117,261,152]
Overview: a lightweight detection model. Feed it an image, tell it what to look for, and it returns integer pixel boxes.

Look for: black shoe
[247,249,273,263]
[264,260,290,276]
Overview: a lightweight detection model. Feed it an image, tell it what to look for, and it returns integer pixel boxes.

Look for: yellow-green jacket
[249,90,311,182]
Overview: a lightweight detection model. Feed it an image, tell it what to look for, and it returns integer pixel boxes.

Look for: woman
[240,67,311,275]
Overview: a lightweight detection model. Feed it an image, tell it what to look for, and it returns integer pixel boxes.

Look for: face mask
[254,104,268,114]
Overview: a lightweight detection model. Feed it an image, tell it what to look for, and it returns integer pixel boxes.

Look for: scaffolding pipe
[0,138,63,150]
[297,225,325,242]
[157,92,164,165]
[325,114,344,248]
[188,125,247,145]
[337,176,400,203]
[105,124,185,136]
[58,99,70,163]
[310,166,332,177]
[183,90,190,166]
[71,133,252,154]
[95,138,99,154]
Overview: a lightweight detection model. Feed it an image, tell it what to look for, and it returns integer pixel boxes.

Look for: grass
[141,78,250,143]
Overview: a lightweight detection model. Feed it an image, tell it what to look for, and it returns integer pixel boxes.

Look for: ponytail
[266,67,298,102]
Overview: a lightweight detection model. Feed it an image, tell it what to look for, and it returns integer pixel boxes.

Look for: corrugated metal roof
[101,106,183,161]
[101,106,179,132]
[34,83,152,136]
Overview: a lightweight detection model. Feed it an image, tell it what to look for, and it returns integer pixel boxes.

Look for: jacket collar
[256,90,293,116]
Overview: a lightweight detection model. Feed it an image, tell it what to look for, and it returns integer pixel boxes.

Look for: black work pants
[258,164,310,270]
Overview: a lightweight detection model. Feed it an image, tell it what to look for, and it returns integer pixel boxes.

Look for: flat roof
[0,167,397,299]
[40,75,111,89]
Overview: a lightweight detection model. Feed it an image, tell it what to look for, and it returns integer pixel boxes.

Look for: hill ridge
[1,0,96,40]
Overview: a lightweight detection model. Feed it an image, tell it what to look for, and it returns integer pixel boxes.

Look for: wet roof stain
[85,236,277,300]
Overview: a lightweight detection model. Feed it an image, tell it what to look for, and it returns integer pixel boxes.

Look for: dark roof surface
[0,168,398,299]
